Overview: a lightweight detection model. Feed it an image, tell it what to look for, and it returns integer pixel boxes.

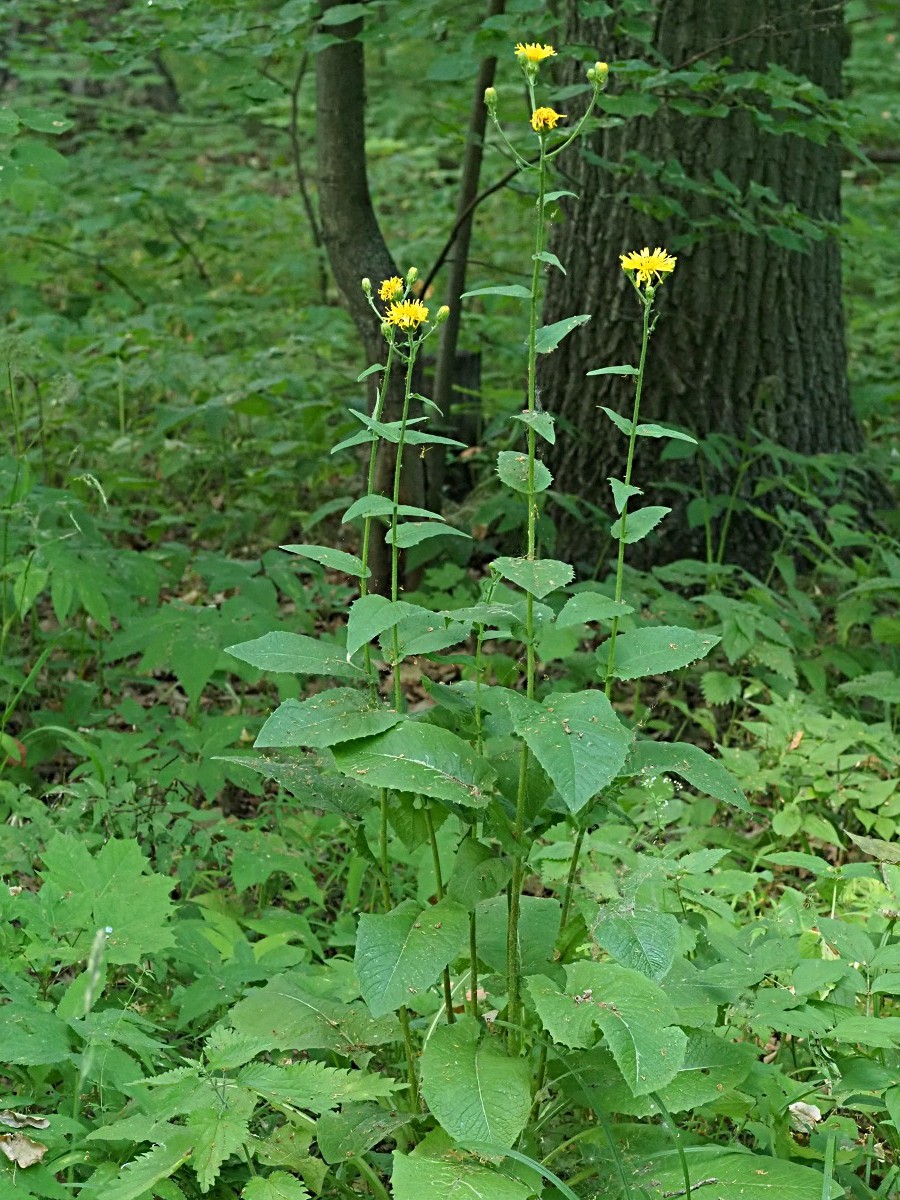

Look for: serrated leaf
[95,1130,194,1200]
[534,314,590,353]
[587,364,639,376]
[512,409,556,443]
[420,1016,531,1148]
[332,721,495,807]
[280,543,368,577]
[528,962,686,1096]
[226,632,364,679]
[610,505,670,543]
[607,625,719,679]
[628,740,748,811]
[355,898,468,1017]
[256,691,402,749]
[595,911,679,981]
[507,691,632,814]
[346,595,425,658]
[492,557,574,599]
[387,612,472,658]
[187,1108,250,1192]
[461,284,532,300]
[385,521,471,548]
[242,1173,311,1200]
[447,838,511,908]
[496,450,552,494]
[237,1060,397,1112]
[607,477,642,514]
[316,1104,413,1165]
[556,592,632,628]
[391,1152,535,1200]
[342,495,442,522]
[204,1027,276,1071]
[701,670,741,707]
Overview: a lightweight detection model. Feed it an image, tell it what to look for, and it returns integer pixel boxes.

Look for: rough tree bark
[541,0,864,571]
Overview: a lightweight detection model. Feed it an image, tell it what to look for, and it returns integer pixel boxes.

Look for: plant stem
[604,290,652,694]
[424,804,455,1025]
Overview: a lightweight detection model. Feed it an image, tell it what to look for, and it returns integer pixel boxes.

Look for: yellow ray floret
[619,246,677,286]
[386,298,429,330]
[531,106,566,133]
[378,276,404,302]
[515,42,556,64]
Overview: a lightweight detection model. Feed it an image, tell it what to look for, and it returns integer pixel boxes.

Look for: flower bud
[381,321,393,339]
[588,61,609,90]
[436,305,450,324]
[361,277,372,296]
[484,86,498,111]
[406,266,418,285]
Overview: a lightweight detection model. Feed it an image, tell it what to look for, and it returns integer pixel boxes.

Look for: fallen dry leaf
[0,1132,49,1168]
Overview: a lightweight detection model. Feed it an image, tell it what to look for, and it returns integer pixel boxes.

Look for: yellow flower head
[531,106,566,133]
[386,298,429,330]
[619,246,677,287]
[515,42,556,65]
[378,276,404,303]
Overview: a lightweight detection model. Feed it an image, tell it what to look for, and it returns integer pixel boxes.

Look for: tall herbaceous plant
[226,40,745,1199]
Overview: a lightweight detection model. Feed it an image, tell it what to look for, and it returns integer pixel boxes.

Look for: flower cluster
[530,106,566,133]
[619,246,677,288]
[385,298,430,330]
[515,42,556,65]
[378,276,404,303]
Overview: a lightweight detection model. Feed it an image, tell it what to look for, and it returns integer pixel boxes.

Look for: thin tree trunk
[541,0,866,572]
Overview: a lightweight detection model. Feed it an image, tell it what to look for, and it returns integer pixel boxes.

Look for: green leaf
[627,1148,844,1199]
[701,670,741,706]
[496,450,552,494]
[846,832,900,865]
[477,895,561,977]
[230,972,398,1053]
[355,898,469,1017]
[534,314,590,354]
[342,496,442,522]
[607,477,642,514]
[237,1060,397,1111]
[599,406,635,438]
[507,691,632,814]
[607,625,720,679]
[556,592,632,628]
[319,4,368,25]
[280,543,368,577]
[388,612,472,658]
[242,1173,311,1200]
[385,521,471,548]
[628,740,748,811]
[187,1108,250,1192]
[587,364,639,376]
[420,1016,531,1147]
[225,632,364,679]
[447,838,511,908]
[595,911,679,981]
[512,410,556,444]
[332,721,495,807]
[94,1130,194,1200]
[830,1016,900,1048]
[391,1153,535,1200]
[534,250,566,274]
[492,557,574,599]
[461,284,532,300]
[256,690,402,749]
[529,962,686,1096]
[356,362,384,382]
[316,1104,414,1165]
[346,595,425,658]
[635,422,697,443]
[610,505,670,543]
[543,189,578,206]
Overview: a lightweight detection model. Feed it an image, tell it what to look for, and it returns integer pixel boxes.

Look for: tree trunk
[541,0,863,571]
[316,0,423,592]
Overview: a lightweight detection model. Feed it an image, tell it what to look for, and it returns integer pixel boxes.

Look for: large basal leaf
[332,722,495,808]
[391,1152,535,1200]
[237,1060,397,1112]
[255,690,402,749]
[606,625,719,680]
[595,910,679,981]
[496,451,552,495]
[528,961,686,1096]
[627,1148,839,1200]
[628,740,748,812]
[316,1104,414,1166]
[507,691,632,813]
[225,632,364,679]
[242,1173,311,1200]
[355,898,469,1017]
[420,1016,531,1148]
[229,972,398,1053]
[610,505,670,544]
[492,557,574,600]
[280,543,368,578]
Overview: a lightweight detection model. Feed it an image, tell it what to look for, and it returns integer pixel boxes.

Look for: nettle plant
[214,43,895,1200]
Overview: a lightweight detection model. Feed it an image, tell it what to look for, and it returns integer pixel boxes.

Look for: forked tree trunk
[541,0,864,570]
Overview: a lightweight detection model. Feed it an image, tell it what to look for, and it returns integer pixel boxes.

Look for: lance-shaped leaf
[628,739,749,812]
[534,313,591,353]
[461,283,532,300]
[342,495,443,523]
[280,543,368,577]
[610,505,671,544]
[420,1016,531,1148]
[492,556,574,600]
[507,691,632,813]
[225,632,363,679]
[528,961,686,1096]
[356,898,468,1017]
[332,722,495,807]
[255,690,403,749]
[606,625,719,680]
